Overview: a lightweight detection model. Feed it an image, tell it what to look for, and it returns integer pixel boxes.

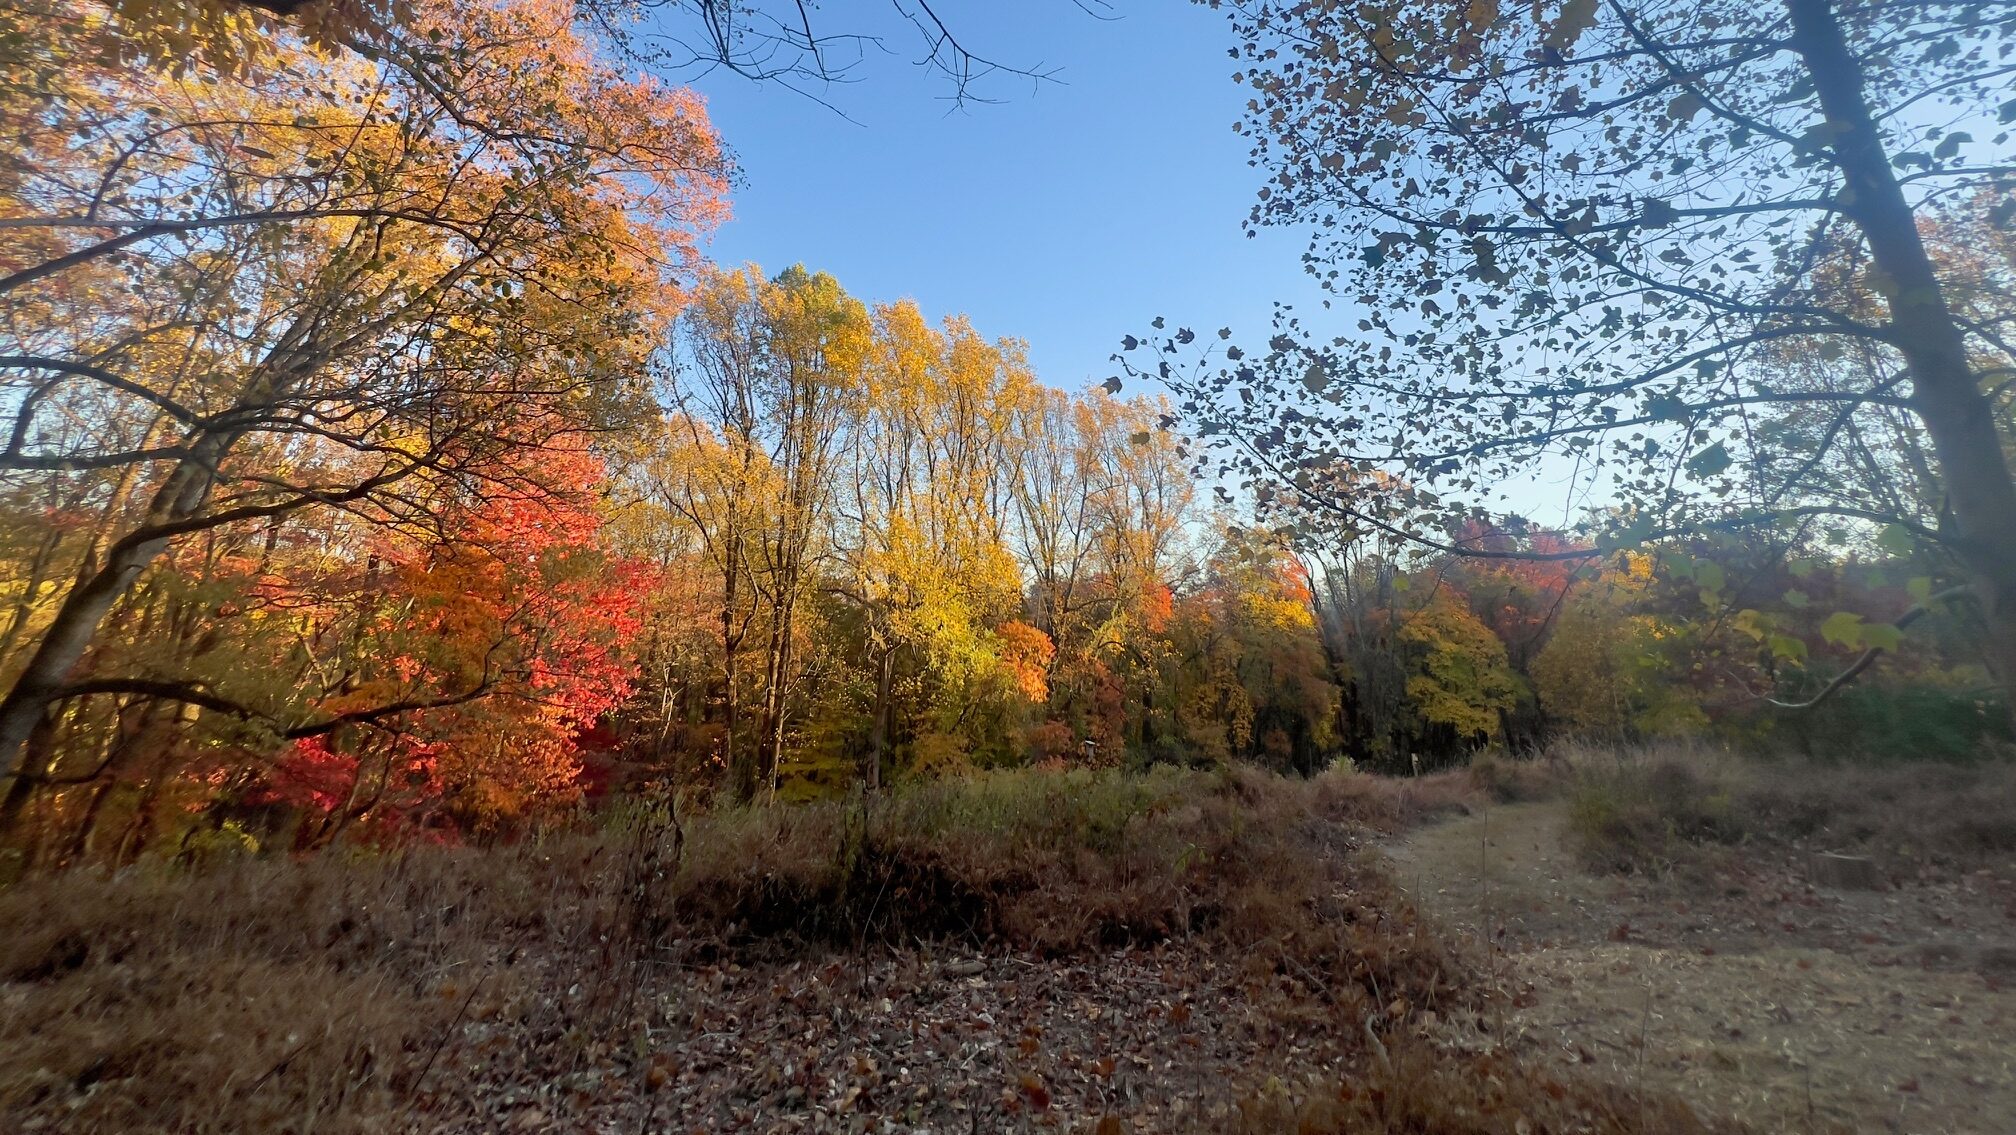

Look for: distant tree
[1126,0,2016,721]
[1530,555,1704,738]
[839,301,1035,787]
[1395,588,1523,755]
[640,264,870,800]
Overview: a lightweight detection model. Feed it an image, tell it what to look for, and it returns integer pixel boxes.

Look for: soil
[1384,801,2016,1135]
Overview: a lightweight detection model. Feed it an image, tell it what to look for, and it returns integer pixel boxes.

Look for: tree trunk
[756,578,800,798]
[61,777,115,868]
[764,610,794,797]
[0,708,61,855]
[865,644,894,792]
[0,402,253,795]
[722,525,754,803]
[1787,0,2016,729]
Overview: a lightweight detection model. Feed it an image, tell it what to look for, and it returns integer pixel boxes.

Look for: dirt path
[1385,801,2016,1135]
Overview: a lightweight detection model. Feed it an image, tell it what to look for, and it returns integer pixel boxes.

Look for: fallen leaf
[1018,1073,1051,1111]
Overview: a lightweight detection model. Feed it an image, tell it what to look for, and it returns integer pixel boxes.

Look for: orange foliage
[996,621,1057,702]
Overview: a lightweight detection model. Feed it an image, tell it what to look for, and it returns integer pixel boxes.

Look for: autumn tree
[1162,529,1337,772]
[637,264,870,800]
[1009,390,1195,755]
[73,0,1075,104]
[1128,0,2016,720]
[1530,554,1703,738]
[260,448,652,849]
[840,302,1037,785]
[0,0,726,836]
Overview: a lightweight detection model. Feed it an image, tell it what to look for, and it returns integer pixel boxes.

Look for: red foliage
[266,448,653,838]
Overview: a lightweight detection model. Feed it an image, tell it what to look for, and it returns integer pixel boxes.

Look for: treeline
[8,203,2002,863]
[2,256,1998,863]
[1297,519,2002,772]
[607,264,1311,800]
[5,0,2009,866]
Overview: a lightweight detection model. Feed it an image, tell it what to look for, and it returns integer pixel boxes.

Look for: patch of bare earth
[1385,800,2016,1134]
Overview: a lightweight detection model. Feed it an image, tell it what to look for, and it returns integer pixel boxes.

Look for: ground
[418,944,1372,1133]
[1384,800,2016,1135]
[9,764,2011,1134]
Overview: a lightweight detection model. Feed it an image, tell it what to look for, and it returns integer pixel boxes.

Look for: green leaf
[1767,634,1809,662]
[1597,514,1658,552]
[1733,608,1768,641]
[1876,524,1916,557]
[1862,623,1903,652]
[1693,561,1726,593]
[1907,576,1933,604]
[1783,588,1809,609]
[1819,611,1864,649]
[1685,441,1733,477]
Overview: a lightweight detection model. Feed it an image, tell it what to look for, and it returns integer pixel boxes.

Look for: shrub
[1465,751,1564,803]
[1748,684,2011,764]
[1566,750,1745,874]
[1560,741,2016,879]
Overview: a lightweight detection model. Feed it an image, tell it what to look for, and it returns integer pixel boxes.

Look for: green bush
[1749,684,2010,764]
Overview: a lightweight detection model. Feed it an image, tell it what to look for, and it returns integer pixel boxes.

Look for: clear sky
[669,2,1333,396]
[662,2,1598,526]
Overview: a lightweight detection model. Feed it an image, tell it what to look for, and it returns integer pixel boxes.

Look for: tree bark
[722,544,750,802]
[1786,0,2016,728]
[0,340,311,802]
[865,643,894,792]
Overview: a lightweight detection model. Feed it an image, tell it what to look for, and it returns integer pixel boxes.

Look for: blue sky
[663,3,1599,525]
[672,2,1333,395]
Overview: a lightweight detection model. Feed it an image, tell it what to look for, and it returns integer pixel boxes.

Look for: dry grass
[1236,1042,1744,1135]
[1560,739,2016,878]
[0,766,1471,1132]
[0,835,612,1132]
[0,761,1731,1133]
[1306,763,1496,830]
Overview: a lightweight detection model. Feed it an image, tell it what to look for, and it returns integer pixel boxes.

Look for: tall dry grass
[1558,738,2016,877]
[0,765,1476,1132]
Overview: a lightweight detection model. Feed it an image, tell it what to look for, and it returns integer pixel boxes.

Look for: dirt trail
[1385,801,2016,1135]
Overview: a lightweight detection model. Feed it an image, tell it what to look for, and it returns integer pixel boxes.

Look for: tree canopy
[1124,0,2016,719]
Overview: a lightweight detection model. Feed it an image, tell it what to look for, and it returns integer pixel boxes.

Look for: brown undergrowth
[1,762,1725,1133]
[1563,741,2016,879]
[1238,1044,1736,1135]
